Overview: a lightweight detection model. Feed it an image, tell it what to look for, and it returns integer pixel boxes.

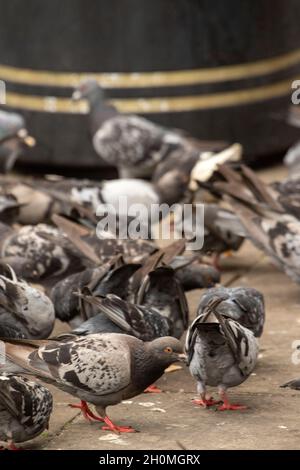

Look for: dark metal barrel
[0,0,300,167]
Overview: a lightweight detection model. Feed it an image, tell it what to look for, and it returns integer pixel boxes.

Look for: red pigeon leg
[217,391,247,411]
[69,400,104,422]
[7,441,21,450]
[144,384,162,393]
[192,392,221,407]
[101,416,137,433]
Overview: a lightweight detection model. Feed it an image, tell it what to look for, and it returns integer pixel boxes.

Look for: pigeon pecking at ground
[1,334,185,433]
[185,297,259,410]
[197,286,265,337]
[0,264,55,339]
[0,373,53,449]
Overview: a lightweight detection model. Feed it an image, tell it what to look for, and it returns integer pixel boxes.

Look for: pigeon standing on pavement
[197,286,265,337]
[1,334,185,433]
[0,373,53,449]
[185,297,259,410]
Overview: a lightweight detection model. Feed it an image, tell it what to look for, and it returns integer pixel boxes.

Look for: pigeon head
[72,79,104,103]
[146,336,186,367]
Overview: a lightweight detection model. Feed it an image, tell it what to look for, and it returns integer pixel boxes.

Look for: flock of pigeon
[0,79,299,449]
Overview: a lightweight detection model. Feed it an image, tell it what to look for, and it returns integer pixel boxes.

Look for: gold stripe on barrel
[0,48,300,88]
[3,77,295,113]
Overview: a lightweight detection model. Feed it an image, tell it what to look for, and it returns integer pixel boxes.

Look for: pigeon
[1,334,185,433]
[135,266,189,339]
[197,286,265,337]
[72,79,227,183]
[51,259,140,327]
[212,164,300,283]
[0,110,35,172]
[67,293,172,341]
[0,222,85,283]
[281,378,300,390]
[185,297,259,410]
[0,373,52,449]
[0,265,55,339]
[174,203,244,268]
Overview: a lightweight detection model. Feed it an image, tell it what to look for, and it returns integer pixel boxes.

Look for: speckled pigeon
[72,79,198,179]
[197,286,265,337]
[185,297,258,410]
[2,334,185,433]
[0,373,52,449]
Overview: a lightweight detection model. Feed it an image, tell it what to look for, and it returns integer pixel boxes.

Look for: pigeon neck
[131,344,167,391]
[88,95,117,135]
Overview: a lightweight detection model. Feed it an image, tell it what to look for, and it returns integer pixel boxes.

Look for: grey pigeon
[68,293,172,341]
[2,334,185,433]
[281,378,300,390]
[72,79,201,179]
[0,223,85,283]
[197,286,265,337]
[0,110,35,172]
[135,266,189,339]
[0,265,55,339]
[213,164,300,284]
[0,373,52,449]
[185,297,258,410]
[51,260,140,327]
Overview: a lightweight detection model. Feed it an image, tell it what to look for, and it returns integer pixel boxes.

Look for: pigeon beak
[17,129,36,147]
[72,90,82,101]
[176,353,187,364]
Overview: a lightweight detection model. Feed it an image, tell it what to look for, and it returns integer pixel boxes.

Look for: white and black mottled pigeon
[185,297,258,410]
[213,164,300,284]
[0,110,35,172]
[0,265,55,339]
[72,79,202,179]
[67,293,172,341]
[197,286,265,337]
[1,334,185,433]
[0,222,85,283]
[0,373,52,449]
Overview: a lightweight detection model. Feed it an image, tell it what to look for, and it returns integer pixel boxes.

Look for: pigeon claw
[144,384,162,393]
[102,416,137,434]
[192,398,221,407]
[218,403,247,411]
[69,400,104,422]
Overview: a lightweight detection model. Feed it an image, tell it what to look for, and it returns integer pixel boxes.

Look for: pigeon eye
[164,347,173,353]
